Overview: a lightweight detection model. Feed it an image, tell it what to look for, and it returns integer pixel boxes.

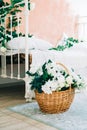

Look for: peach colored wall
[29,0,77,46]
[4,0,77,46]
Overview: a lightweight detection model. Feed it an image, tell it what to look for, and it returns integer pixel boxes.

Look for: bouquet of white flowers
[26,60,85,94]
[26,60,85,113]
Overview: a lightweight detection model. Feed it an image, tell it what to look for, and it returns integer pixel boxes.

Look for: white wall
[67,0,87,41]
[67,0,87,16]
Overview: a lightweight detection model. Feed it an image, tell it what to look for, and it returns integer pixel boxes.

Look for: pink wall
[29,0,77,46]
[4,0,77,46]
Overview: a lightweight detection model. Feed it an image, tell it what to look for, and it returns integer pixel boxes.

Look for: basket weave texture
[35,88,75,114]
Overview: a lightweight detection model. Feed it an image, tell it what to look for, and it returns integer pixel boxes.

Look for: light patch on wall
[29,0,77,45]
[67,0,87,16]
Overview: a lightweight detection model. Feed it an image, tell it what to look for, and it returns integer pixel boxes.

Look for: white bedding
[0,37,87,71]
[0,36,53,55]
[30,50,86,69]
[1,38,87,101]
[30,42,87,71]
[6,36,53,50]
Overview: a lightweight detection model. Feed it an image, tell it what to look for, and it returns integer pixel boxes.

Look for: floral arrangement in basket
[26,60,85,94]
[26,60,85,113]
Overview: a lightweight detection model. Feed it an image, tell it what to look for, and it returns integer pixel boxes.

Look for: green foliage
[0,0,32,47]
[26,60,54,93]
[49,37,80,51]
[26,59,85,94]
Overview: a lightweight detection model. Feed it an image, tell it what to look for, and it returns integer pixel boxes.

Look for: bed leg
[1,55,6,77]
[25,81,35,102]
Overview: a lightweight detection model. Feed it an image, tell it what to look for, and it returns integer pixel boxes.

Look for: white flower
[0,46,7,53]
[27,59,85,94]
[65,82,70,88]
[66,76,73,85]
[42,84,52,94]
[46,62,59,77]
[37,68,43,75]
[30,2,35,11]
[57,75,65,84]
[42,80,58,94]
[58,82,65,88]
[47,67,57,77]
[71,71,82,83]
[50,81,58,91]
[46,61,56,70]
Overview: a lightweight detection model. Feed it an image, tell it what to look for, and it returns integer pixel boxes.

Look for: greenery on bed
[49,37,83,51]
[0,0,33,49]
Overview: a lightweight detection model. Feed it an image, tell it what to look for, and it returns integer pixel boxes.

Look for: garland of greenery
[49,37,83,51]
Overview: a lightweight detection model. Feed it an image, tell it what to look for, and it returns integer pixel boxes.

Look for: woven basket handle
[56,63,69,74]
[56,62,72,91]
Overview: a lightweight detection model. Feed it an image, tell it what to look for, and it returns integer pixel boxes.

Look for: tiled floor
[0,86,57,130]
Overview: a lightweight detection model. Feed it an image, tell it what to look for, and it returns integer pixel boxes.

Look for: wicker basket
[35,88,75,114]
[35,63,75,114]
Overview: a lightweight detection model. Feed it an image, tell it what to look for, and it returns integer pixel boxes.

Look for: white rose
[30,2,35,11]
[41,80,58,94]
[42,85,52,94]
[46,63,51,70]
[37,68,43,75]
[71,71,82,83]
[58,82,65,88]
[66,76,73,85]
[47,68,57,76]
[50,81,58,91]
[58,75,65,84]
[0,46,7,53]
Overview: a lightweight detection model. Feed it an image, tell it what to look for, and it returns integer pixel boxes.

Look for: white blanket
[30,42,87,71]
[0,41,87,71]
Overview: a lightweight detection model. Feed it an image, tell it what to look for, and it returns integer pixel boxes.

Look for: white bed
[0,36,87,101]
[24,38,87,101]
[1,36,87,71]
[1,36,87,79]
[1,0,87,102]
[30,42,87,70]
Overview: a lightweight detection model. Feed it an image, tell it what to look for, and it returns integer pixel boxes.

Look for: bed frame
[0,1,87,101]
[0,0,31,101]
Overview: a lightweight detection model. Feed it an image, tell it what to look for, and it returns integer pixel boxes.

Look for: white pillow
[7,37,53,50]
[56,33,68,47]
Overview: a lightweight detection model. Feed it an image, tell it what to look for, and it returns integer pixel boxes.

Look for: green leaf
[26,71,36,76]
